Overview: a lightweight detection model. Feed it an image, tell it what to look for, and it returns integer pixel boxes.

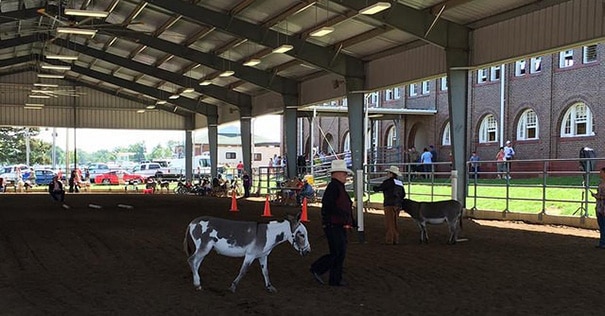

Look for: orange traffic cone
[301,197,310,222]
[262,195,272,217]
[229,190,239,212]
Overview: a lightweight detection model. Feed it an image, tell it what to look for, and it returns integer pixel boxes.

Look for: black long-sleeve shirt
[373,177,405,207]
[321,178,353,226]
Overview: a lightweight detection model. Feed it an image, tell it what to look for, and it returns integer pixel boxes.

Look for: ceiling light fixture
[25,103,45,107]
[24,106,44,110]
[41,65,71,71]
[310,26,335,37]
[182,87,195,93]
[37,74,64,79]
[146,105,156,109]
[199,80,212,86]
[29,95,51,99]
[64,9,109,18]
[169,94,180,99]
[243,58,261,67]
[33,83,59,87]
[45,54,78,60]
[56,27,97,36]
[156,100,167,105]
[136,109,145,114]
[272,44,294,54]
[219,70,235,77]
[359,2,391,15]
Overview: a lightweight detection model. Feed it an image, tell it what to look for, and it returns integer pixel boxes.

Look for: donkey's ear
[295,211,302,222]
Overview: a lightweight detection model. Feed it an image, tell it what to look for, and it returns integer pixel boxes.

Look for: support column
[207,105,219,178]
[446,48,469,204]
[346,76,366,243]
[240,107,252,176]
[184,114,195,181]
[283,108,298,178]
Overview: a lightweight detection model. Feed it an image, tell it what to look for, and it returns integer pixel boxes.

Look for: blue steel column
[446,48,470,204]
[284,107,298,178]
[207,105,219,178]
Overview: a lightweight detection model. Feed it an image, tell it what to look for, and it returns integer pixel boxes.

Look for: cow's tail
[183,225,194,257]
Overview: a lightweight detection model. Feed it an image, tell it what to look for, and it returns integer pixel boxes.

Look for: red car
[94,171,146,185]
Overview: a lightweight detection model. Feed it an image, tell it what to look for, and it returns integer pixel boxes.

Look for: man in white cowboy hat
[310,159,354,286]
[372,166,406,245]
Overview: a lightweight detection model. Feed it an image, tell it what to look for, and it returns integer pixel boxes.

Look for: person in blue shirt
[420,147,433,178]
[297,178,315,205]
[469,151,481,178]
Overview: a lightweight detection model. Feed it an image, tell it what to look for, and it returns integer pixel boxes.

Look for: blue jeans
[598,212,605,247]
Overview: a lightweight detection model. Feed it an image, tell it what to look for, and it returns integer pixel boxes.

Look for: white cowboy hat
[328,160,353,175]
[385,165,402,177]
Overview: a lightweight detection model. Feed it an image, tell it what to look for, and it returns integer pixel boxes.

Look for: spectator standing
[310,160,354,287]
[236,161,244,178]
[591,167,605,249]
[242,170,252,198]
[420,147,433,178]
[372,166,405,245]
[408,147,420,176]
[28,167,36,186]
[469,151,481,178]
[429,145,438,162]
[68,169,79,193]
[504,140,515,179]
[495,147,506,179]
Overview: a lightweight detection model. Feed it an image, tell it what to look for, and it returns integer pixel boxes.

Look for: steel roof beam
[0,7,42,24]
[108,29,298,97]
[146,0,364,79]
[53,38,249,108]
[336,0,469,49]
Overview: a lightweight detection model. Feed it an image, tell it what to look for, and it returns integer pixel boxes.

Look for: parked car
[0,164,31,185]
[94,171,146,185]
[33,169,57,186]
[88,163,111,183]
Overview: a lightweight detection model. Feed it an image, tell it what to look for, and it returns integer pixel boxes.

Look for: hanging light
[359,2,391,15]
[243,58,261,67]
[219,70,235,77]
[37,74,64,79]
[56,27,97,36]
[169,94,180,99]
[272,44,293,54]
[41,65,71,71]
[64,9,109,18]
[310,26,334,37]
[199,80,212,86]
[45,54,78,60]
[183,87,195,93]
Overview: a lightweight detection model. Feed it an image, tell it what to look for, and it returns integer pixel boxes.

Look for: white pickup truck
[132,162,180,180]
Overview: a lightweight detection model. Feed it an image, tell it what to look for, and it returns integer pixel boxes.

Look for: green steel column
[207,105,219,178]
[240,111,252,176]
[284,107,298,178]
[446,48,469,205]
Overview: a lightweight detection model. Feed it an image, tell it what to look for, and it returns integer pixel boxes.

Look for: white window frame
[421,81,430,94]
[560,102,594,137]
[517,109,539,140]
[386,126,397,148]
[409,84,418,97]
[530,57,542,74]
[477,69,488,83]
[385,88,394,101]
[515,60,526,76]
[583,45,597,63]
[442,122,451,146]
[559,50,574,68]
[342,98,348,107]
[490,66,501,81]
[394,87,401,99]
[343,132,350,152]
[366,92,378,105]
[479,115,498,143]
[440,76,448,91]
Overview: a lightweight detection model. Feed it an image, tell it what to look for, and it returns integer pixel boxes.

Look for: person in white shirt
[504,140,516,179]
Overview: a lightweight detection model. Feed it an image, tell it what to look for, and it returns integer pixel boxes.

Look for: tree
[0,127,41,164]
[149,144,173,160]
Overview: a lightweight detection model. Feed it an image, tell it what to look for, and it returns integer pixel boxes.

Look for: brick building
[300,43,602,170]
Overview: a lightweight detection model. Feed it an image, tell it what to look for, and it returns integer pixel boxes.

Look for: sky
[35,114,281,153]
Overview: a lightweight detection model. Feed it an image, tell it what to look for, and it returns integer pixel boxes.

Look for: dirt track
[1,193,603,315]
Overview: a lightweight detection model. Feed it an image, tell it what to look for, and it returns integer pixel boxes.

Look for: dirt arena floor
[1,193,603,315]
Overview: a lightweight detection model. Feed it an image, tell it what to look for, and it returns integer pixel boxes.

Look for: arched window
[343,132,350,152]
[442,122,451,146]
[517,109,539,140]
[561,102,594,137]
[386,126,397,148]
[479,115,498,143]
